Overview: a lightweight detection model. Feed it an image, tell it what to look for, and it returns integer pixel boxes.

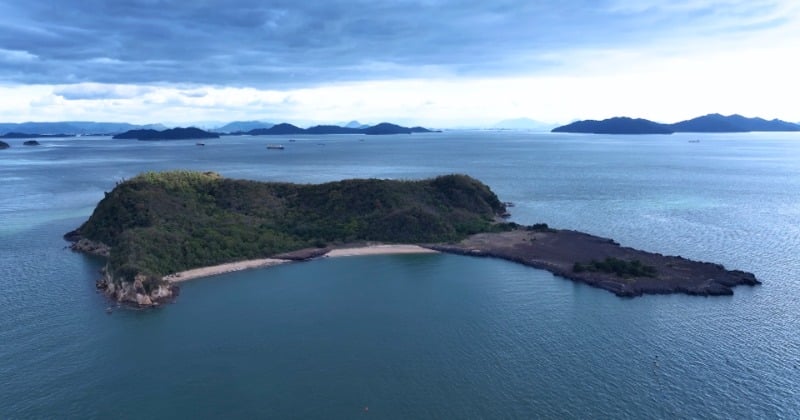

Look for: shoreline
[163,244,438,283]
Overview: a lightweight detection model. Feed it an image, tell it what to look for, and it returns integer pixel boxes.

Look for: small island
[66,171,759,307]
[23,140,41,146]
[113,127,220,140]
[0,140,9,149]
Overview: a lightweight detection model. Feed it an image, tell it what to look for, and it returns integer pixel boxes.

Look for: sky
[0,0,799,127]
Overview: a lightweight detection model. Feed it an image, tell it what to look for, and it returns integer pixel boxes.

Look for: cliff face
[67,233,177,306]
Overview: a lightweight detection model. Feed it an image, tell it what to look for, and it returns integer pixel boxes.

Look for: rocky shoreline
[65,226,760,308]
[65,230,178,307]
[426,228,760,297]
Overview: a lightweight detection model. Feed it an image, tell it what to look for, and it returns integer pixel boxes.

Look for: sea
[1,131,799,418]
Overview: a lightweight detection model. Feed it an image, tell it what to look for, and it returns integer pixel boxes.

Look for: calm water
[1,132,799,418]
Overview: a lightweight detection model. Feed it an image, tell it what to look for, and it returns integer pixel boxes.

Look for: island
[65,171,759,307]
[1,132,75,139]
[112,127,220,140]
[0,140,9,149]
[552,117,674,134]
[552,114,800,134]
[243,122,435,136]
[669,114,800,132]
[23,140,40,146]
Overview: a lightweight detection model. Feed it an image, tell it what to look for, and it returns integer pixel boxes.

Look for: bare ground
[426,229,760,297]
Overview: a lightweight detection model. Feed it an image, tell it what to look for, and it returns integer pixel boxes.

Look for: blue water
[1,132,799,418]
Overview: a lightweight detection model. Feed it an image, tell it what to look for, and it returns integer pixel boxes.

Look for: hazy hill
[344,120,369,129]
[248,123,306,135]
[0,121,165,135]
[212,121,274,133]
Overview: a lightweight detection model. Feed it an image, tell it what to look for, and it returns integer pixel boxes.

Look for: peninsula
[65,171,759,307]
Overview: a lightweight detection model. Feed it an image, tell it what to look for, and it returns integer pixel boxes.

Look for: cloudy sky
[0,0,798,127]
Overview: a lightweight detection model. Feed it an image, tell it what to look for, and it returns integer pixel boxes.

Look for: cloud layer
[1,1,798,124]
[0,0,793,86]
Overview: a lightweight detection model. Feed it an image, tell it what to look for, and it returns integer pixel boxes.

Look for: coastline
[163,244,438,283]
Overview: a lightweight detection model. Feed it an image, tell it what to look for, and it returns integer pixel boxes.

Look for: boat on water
[196,142,205,146]
[688,139,700,143]
[267,144,284,150]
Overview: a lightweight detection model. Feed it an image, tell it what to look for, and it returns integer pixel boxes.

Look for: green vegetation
[77,171,509,289]
[573,257,657,278]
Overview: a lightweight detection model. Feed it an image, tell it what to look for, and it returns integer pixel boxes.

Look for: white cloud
[0,48,38,63]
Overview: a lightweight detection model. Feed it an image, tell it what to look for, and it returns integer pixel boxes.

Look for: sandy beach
[164,258,291,282]
[326,244,438,257]
[164,244,438,282]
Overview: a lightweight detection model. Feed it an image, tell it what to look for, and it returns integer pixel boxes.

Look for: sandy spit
[163,244,438,283]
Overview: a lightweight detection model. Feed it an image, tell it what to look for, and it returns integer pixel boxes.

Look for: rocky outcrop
[94,270,178,307]
[0,140,9,149]
[67,230,177,308]
[69,238,111,257]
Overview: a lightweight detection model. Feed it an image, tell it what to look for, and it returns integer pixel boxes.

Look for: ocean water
[1,132,799,418]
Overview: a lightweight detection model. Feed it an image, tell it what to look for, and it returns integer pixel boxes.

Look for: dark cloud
[0,0,786,87]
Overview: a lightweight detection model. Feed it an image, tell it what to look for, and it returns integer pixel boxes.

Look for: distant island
[112,122,436,140]
[1,132,76,139]
[0,140,9,150]
[553,117,674,135]
[23,140,41,146]
[244,122,435,136]
[0,121,166,136]
[66,171,759,307]
[113,127,220,140]
[552,114,800,134]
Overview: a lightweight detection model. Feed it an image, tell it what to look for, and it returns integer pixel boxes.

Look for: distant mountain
[344,120,369,129]
[669,114,800,132]
[248,123,306,135]
[212,121,274,133]
[244,122,435,136]
[113,127,220,140]
[552,117,674,134]
[0,122,165,135]
[493,118,553,131]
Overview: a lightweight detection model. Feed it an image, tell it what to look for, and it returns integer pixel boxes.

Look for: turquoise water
[1,132,799,418]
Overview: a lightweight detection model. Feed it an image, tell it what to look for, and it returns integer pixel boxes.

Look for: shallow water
[1,132,799,418]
